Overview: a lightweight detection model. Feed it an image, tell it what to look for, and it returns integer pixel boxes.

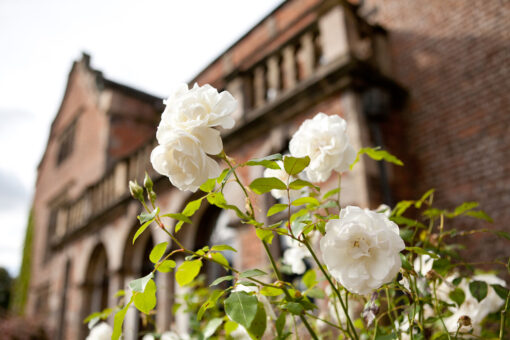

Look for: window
[56,120,77,165]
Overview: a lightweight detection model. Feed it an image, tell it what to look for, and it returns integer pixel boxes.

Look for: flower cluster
[151,84,237,192]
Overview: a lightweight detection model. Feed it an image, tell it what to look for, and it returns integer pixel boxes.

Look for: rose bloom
[86,322,112,340]
[160,83,236,131]
[440,274,506,335]
[151,129,221,192]
[289,113,356,182]
[320,206,405,295]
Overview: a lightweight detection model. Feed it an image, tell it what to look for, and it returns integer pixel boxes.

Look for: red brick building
[26,0,509,339]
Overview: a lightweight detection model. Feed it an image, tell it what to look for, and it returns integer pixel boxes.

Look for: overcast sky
[0,0,283,276]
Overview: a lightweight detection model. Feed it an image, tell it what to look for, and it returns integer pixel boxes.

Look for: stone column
[299,32,315,78]
[253,66,266,108]
[318,4,354,63]
[266,55,280,101]
[282,46,297,90]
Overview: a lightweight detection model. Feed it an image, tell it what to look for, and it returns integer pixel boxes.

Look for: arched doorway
[122,224,157,339]
[81,243,109,339]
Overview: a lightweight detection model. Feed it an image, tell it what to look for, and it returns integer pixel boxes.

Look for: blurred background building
[19,0,509,338]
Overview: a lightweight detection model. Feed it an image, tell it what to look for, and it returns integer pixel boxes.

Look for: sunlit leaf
[249,177,286,194]
[133,279,157,314]
[283,156,310,175]
[129,272,154,293]
[176,260,202,286]
[224,291,258,329]
[149,242,168,263]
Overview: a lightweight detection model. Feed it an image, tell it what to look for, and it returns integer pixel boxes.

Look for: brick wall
[365,0,510,264]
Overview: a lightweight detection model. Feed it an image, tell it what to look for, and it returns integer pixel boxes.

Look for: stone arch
[121,220,158,339]
[80,242,110,339]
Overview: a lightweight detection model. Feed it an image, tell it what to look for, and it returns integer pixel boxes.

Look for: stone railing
[51,140,157,245]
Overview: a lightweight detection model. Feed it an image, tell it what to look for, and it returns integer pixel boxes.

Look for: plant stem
[302,236,359,340]
[499,291,510,340]
[432,280,452,340]
[261,241,319,340]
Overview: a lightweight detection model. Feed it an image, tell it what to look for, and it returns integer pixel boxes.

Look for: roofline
[188,0,287,84]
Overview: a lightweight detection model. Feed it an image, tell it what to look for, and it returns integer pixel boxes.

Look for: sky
[0,0,283,277]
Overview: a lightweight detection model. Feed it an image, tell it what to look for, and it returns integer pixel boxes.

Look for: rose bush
[88,85,509,340]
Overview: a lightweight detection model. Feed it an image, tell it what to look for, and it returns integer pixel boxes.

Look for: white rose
[86,322,112,340]
[151,129,221,192]
[160,83,236,131]
[289,113,356,182]
[442,274,506,335]
[283,246,308,275]
[320,206,405,295]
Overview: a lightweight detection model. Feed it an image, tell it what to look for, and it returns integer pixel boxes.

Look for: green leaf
[129,272,154,293]
[211,244,237,252]
[149,242,168,263]
[198,290,224,320]
[291,196,320,207]
[465,210,493,222]
[240,269,267,279]
[283,156,310,175]
[224,320,239,335]
[375,334,397,340]
[133,219,153,244]
[157,260,176,273]
[288,179,319,191]
[432,258,452,277]
[260,286,284,296]
[210,275,234,287]
[449,288,466,307]
[284,302,303,315]
[491,284,509,300]
[323,188,340,200]
[249,177,287,194]
[138,207,159,224]
[415,189,435,208]
[211,252,230,269]
[112,297,134,340]
[469,280,488,302]
[267,203,288,217]
[305,287,326,299]
[248,302,267,339]
[182,198,204,216]
[406,247,439,259]
[174,220,184,233]
[224,291,259,329]
[176,260,202,286]
[203,318,223,338]
[245,154,283,169]
[134,279,157,314]
[302,269,317,289]
[207,192,227,206]
[350,147,403,170]
[161,213,192,224]
[400,254,413,271]
[200,178,217,192]
[493,230,510,241]
[452,202,479,217]
[255,228,274,244]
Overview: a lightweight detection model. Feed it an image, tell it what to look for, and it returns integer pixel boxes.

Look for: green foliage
[449,287,466,307]
[469,280,488,302]
[255,228,274,244]
[133,279,157,314]
[245,153,283,169]
[176,260,203,286]
[149,242,168,263]
[249,177,286,194]
[267,203,288,217]
[10,209,33,315]
[224,291,259,330]
[283,155,310,175]
[129,272,154,293]
[350,147,403,170]
[156,260,176,273]
[239,269,267,279]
